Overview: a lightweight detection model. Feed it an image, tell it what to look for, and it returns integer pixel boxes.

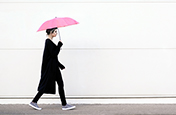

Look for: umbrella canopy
[37,17,79,32]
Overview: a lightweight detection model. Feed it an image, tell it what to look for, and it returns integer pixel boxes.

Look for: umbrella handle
[58,28,61,41]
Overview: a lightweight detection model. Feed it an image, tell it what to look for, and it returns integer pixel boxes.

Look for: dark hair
[46,27,58,35]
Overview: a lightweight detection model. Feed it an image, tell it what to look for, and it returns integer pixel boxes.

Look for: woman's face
[51,29,57,37]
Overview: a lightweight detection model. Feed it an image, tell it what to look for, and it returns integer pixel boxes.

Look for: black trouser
[32,76,67,106]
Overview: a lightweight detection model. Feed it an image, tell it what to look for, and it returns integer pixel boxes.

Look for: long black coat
[38,39,65,94]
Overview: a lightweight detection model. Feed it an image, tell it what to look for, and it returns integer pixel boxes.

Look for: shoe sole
[62,106,76,110]
[29,103,42,110]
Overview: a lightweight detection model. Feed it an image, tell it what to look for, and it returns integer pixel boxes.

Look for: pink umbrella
[37,17,79,40]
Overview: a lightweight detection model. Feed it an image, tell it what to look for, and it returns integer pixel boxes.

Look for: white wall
[1,0,176,100]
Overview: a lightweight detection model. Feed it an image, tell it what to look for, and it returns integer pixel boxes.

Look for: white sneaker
[62,104,76,110]
[29,102,42,110]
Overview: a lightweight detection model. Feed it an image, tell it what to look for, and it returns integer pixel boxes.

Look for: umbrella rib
[60,17,68,27]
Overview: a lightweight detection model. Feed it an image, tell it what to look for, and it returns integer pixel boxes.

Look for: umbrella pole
[58,28,61,41]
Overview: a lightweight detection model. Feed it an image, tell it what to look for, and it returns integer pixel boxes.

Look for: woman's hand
[61,67,65,70]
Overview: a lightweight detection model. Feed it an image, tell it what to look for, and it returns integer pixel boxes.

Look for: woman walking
[29,27,75,110]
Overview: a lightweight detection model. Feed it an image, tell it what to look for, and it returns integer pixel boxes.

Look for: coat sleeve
[46,39,63,57]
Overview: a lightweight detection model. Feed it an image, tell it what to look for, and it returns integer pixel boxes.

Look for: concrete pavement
[1,104,176,115]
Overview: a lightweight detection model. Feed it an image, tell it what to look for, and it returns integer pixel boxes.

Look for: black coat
[38,39,65,94]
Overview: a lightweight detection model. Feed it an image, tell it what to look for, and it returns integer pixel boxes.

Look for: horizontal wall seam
[1,48,176,50]
[1,96,176,99]
[1,2,176,3]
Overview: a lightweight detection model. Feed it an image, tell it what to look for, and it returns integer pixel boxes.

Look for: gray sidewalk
[1,104,176,115]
